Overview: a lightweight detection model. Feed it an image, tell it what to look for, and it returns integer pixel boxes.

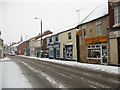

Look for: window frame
[82,26,87,38]
[49,36,52,43]
[114,5,120,26]
[96,21,102,35]
[68,32,72,40]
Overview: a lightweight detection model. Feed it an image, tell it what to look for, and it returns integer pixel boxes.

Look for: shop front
[85,35,108,64]
[63,43,73,60]
[47,42,60,59]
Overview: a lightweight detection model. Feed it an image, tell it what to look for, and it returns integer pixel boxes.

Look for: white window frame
[87,44,102,60]
[96,21,102,35]
[114,5,120,26]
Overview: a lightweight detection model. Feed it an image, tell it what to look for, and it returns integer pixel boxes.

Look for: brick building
[108,0,120,65]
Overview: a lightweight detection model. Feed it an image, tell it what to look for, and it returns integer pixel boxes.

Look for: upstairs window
[82,26,87,37]
[55,35,59,41]
[68,32,72,40]
[96,21,102,35]
[49,36,52,43]
[114,5,120,25]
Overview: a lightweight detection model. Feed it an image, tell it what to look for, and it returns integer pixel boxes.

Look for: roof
[80,3,108,25]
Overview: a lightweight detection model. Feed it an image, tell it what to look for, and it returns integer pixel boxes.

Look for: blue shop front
[47,42,60,59]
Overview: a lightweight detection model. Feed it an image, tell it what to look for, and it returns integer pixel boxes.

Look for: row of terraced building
[11,1,120,66]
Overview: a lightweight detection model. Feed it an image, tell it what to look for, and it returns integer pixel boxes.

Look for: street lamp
[34,17,43,58]
[76,8,84,25]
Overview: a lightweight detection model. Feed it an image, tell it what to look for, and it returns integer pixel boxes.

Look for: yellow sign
[85,36,107,43]
[76,29,81,35]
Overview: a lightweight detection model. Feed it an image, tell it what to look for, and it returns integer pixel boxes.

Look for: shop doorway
[118,38,120,65]
[101,44,108,64]
[63,47,65,60]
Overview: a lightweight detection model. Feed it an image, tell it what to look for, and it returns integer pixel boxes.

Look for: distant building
[29,30,52,57]
[108,1,120,65]
[0,31,4,58]
[17,41,29,55]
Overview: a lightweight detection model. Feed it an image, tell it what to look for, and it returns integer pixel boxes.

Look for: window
[87,45,101,59]
[82,26,87,37]
[55,35,58,41]
[114,5,120,25]
[49,37,52,43]
[68,32,72,40]
[96,21,102,35]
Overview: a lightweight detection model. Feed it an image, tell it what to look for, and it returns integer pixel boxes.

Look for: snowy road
[4,56,120,88]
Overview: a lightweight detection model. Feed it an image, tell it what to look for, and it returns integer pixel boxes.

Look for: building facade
[59,28,77,61]
[108,1,120,65]
[29,38,36,57]
[18,41,29,55]
[0,31,3,58]
[76,4,109,64]
[47,34,60,59]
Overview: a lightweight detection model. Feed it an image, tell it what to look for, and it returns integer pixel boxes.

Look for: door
[118,38,120,65]
[63,47,65,60]
[54,48,56,59]
[101,44,108,64]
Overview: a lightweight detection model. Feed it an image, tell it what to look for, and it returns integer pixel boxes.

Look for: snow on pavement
[0,57,32,89]
[19,55,120,75]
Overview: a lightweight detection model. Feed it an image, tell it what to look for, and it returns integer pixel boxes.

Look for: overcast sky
[0,0,108,44]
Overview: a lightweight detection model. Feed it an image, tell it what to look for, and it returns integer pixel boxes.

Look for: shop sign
[76,29,81,35]
[85,36,107,43]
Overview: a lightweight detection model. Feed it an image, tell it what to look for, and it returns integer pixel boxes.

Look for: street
[6,56,120,88]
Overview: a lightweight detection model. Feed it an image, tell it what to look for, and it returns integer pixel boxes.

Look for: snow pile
[0,57,32,88]
[19,55,120,75]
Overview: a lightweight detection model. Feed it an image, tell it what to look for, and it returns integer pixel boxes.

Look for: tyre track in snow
[10,56,120,88]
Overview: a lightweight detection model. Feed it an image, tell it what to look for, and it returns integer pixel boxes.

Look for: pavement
[8,56,120,88]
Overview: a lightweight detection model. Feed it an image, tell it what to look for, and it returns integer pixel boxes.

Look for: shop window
[49,48,54,58]
[68,32,72,40]
[66,46,73,59]
[87,45,101,59]
[114,5,120,26]
[96,21,102,35]
[88,49,101,58]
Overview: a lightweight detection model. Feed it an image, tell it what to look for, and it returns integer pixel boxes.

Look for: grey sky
[0,0,108,44]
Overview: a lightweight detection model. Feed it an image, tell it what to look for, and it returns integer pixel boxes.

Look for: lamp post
[76,8,84,25]
[35,17,43,58]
